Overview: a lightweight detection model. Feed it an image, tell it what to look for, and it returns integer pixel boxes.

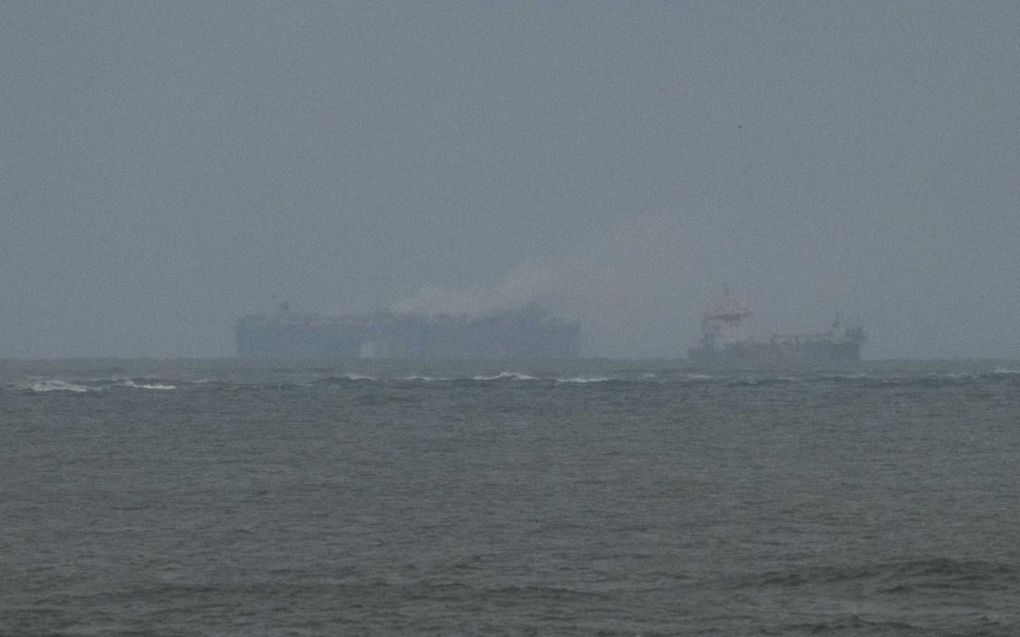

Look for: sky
[2,1,1018,359]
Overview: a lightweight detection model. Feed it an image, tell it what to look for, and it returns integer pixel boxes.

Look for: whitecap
[471,372,538,381]
[991,368,1020,376]
[820,373,871,380]
[122,379,177,390]
[26,379,94,393]
[925,372,975,380]
[553,376,612,384]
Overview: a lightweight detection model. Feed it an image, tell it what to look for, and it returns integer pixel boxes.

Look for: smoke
[391,214,696,358]
[391,259,589,317]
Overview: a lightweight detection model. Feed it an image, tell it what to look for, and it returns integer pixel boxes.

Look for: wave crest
[26,379,94,393]
[470,372,538,381]
[122,379,177,390]
[553,376,611,384]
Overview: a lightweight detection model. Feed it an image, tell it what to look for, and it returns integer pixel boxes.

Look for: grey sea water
[1,359,1018,635]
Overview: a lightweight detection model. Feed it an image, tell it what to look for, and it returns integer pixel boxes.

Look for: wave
[990,368,1020,376]
[747,557,1018,592]
[22,377,181,392]
[771,615,923,634]
[25,379,95,393]
[553,376,612,384]
[470,372,538,381]
[121,379,177,390]
[188,378,231,386]
[819,372,872,380]
[311,373,378,385]
[14,366,1018,394]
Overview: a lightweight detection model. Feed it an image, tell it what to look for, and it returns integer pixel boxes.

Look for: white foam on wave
[26,379,94,393]
[991,368,1020,376]
[553,376,612,384]
[309,373,379,386]
[122,379,177,390]
[926,372,975,380]
[471,372,538,381]
[401,375,452,382]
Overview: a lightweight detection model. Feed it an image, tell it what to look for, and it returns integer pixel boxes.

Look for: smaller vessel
[688,290,864,364]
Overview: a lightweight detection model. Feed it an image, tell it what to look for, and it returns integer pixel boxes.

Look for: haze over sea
[2,359,1018,635]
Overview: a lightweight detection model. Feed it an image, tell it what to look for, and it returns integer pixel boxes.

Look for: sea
[1,359,1018,636]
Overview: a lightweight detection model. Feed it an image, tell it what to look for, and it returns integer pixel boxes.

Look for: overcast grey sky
[2,1,1018,359]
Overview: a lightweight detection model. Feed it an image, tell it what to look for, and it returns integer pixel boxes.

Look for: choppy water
[2,359,1018,635]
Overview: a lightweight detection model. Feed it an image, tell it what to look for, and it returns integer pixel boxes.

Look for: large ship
[235,302,580,359]
[688,290,864,364]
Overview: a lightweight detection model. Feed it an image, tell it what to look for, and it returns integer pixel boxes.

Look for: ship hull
[235,307,580,360]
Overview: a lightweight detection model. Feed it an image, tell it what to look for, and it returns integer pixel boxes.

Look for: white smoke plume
[391,259,589,317]
[390,215,695,357]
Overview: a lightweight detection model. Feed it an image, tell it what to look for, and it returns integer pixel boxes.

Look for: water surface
[2,360,1017,635]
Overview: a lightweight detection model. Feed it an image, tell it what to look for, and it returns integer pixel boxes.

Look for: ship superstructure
[688,290,864,363]
[235,302,580,359]
[697,289,754,354]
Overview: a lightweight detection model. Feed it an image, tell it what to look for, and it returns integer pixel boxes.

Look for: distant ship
[688,290,864,364]
[235,301,580,359]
